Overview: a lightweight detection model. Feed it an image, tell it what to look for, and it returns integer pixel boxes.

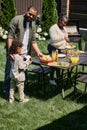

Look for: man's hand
[9,54,15,61]
[32,43,44,58]
[37,52,44,58]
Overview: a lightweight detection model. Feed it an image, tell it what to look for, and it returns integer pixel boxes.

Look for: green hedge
[41,0,58,35]
[0,0,16,30]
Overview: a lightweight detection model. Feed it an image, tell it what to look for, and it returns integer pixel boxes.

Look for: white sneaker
[49,80,56,85]
[9,99,14,104]
[20,98,29,103]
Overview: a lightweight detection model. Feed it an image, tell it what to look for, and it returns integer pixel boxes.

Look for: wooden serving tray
[47,61,70,68]
[40,59,53,63]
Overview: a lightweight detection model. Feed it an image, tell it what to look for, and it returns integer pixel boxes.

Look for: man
[3,6,43,92]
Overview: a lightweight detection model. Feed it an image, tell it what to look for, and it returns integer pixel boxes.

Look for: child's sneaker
[9,99,14,104]
[20,98,29,103]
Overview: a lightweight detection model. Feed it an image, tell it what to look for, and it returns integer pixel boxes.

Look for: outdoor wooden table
[32,52,87,98]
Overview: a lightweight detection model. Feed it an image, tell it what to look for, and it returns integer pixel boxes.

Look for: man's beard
[24,15,34,22]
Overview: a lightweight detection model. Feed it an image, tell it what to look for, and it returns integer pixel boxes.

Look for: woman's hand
[64,37,70,42]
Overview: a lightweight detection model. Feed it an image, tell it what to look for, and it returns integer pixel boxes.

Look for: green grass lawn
[0,41,87,130]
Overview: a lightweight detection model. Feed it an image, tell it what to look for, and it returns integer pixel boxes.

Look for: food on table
[62,49,74,55]
[40,55,53,62]
[75,50,84,55]
[58,46,66,50]
[62,49,67,53]
[65,42,76,49]
[63,49,84,56]
[68,42,73,47]
[65,45,76,49]
[56,50,58,62]
[57,61,69,67]
[69,32,75,35]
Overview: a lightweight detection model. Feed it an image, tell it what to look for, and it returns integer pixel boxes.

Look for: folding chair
[76,71,87,93]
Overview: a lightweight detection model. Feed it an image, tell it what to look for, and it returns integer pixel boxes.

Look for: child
[9,40,31,103]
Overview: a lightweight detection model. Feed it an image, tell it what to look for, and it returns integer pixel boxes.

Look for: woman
[48,14,70,85]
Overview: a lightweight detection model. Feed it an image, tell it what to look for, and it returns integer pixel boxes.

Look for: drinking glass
[70,53,79,64]
[52,50,56,61]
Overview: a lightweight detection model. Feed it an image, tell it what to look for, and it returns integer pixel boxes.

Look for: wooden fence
[1,0,87,27]
[14,0,44,15]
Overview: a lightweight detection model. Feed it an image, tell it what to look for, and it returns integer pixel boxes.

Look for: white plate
[58,47,65,50]
[65,45,76,49]
[58,54,66,58]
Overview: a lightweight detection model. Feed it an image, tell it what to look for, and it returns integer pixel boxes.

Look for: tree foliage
[41,0,58,34]
[0,0,16,30]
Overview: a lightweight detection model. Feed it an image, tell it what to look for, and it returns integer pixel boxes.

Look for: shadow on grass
[65,89,87,104]
[24,73,63,100]
[0,77,61,101]
[25,73,87,102]
[0,81,9,101]
[64,73,87,103]
[36,105,87,130]
[1,73,87,103]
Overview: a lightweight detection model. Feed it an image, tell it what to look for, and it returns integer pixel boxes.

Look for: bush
[41,0,58,36]
[35,25,48,41]
[0,26,8,40]
[0,0,16,30]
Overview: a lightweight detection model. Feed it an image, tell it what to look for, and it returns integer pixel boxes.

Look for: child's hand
[27,60,32,65]
[21,54,26,59]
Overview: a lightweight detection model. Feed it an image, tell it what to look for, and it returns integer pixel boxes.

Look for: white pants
[9,78,25,102]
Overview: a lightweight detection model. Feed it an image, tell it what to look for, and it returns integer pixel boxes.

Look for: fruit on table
[58,61,69,67]
[68,42,73,46]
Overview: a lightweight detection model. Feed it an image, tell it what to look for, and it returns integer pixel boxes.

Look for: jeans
[47,44,56,54]
[3,51,11,91]
[47,44,60,80]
